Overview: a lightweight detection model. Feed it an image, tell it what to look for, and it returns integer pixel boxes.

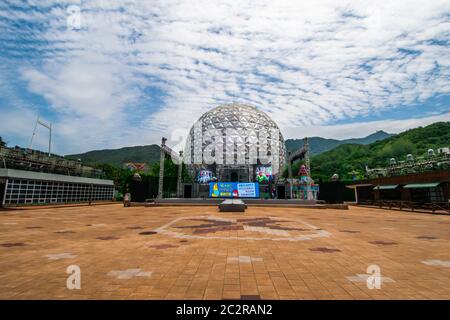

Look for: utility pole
[48,122,52,157]
[157,137,167,199]
[29,117,52,157]
[29,118,38,150]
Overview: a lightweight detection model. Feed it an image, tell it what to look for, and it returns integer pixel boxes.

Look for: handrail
[357,199,449,214]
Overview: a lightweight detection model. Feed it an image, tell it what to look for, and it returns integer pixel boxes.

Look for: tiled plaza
[0,204,449,300]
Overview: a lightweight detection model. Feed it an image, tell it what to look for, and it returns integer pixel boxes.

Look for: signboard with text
[209,182,260,198]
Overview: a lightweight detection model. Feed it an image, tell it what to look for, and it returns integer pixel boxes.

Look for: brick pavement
[0,204,449,299]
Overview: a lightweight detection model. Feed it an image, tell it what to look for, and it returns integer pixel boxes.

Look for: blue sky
[0,0,449,155]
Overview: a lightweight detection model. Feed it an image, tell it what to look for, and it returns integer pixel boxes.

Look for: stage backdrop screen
[255,166,273,183]
[209,182,260,198]
[197,170,214,184]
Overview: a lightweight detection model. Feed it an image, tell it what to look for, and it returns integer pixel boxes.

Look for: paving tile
[0,204,449,299]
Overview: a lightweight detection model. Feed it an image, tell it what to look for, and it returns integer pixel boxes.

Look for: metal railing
[0,145,104,178]
[357,199,449,214]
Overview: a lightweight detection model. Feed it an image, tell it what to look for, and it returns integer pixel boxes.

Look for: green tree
[309,122,449,181]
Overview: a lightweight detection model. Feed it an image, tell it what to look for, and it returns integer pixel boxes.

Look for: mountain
[67,144,161,167]
[309,122,450,181]
[344,130,395,145]
[284,130,393,155]
[67,130,393,168]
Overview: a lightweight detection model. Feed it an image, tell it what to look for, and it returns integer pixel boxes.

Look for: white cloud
[22,57,137,120]
[285,112,450,140]
[0,0,449,154]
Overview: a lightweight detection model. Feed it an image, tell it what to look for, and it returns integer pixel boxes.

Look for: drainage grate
[240,295,261,300]
[369,240,397,245]
[139,231,157,235]
[417,236,438,240]
[149,244,178,249]
[1,242,26,247]
[340,230,360,233]
[309,247,341,253]
[97,236,120,240]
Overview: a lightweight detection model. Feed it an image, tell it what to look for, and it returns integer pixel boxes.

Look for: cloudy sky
[0,0,449,155]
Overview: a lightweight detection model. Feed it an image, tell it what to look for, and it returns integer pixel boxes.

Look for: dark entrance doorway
[230,171,238,182]
[184,184,192,198]
[129,180,146,202]
[277,185,286,199]
[318,181,344,203]
[0,180,6,207]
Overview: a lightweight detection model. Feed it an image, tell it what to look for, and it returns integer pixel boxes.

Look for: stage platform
[137,198,348,209]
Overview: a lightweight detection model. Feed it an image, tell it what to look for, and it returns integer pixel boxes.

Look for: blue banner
[209,182,260,198]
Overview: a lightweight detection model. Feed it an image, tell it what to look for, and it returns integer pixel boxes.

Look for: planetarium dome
[184,103,286,182]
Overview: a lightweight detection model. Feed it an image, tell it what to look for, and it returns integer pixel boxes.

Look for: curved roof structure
[184,103,286,175]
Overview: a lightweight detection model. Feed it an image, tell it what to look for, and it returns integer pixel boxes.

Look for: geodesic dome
[184,103,286,177]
